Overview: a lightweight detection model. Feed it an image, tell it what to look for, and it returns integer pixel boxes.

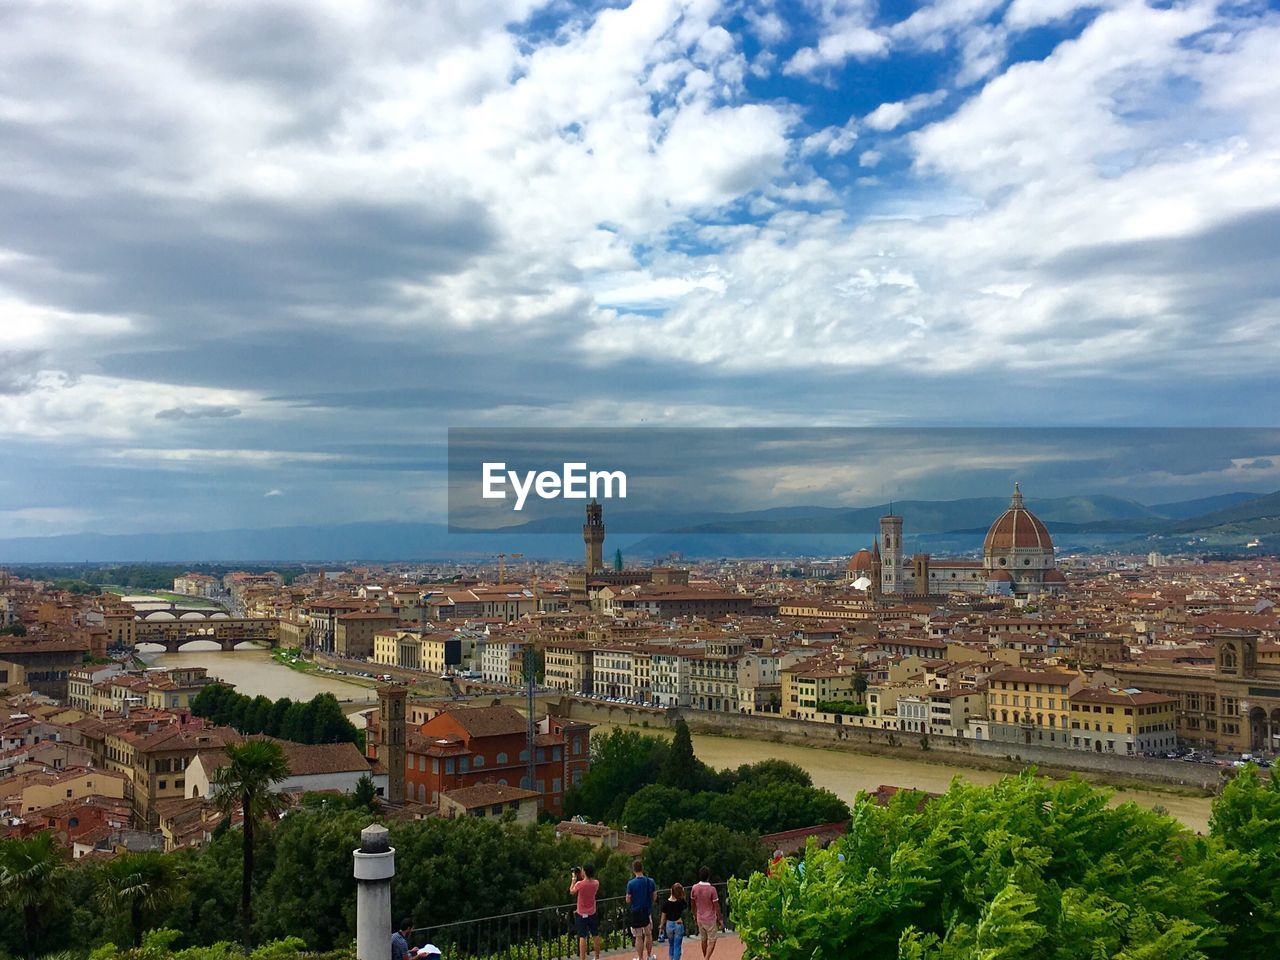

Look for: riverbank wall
[551,699,1223,793]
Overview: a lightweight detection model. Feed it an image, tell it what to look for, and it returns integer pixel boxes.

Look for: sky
[1,0,1279,539]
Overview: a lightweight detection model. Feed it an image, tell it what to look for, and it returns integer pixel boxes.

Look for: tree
[730,759,812,790]
[620,784,702,836]
[0,832,67,960]
[730,772,1230,960]
[712,781,849,835]
[644,820,766,890]
[96,851,181,946]
[564,728,667,823]
[211,740,292,946]
[659,719,698,788]
[1208,764,1280,955]
[353,773,379,811]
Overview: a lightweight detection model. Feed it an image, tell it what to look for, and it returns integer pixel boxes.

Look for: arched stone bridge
[133,615,279,652]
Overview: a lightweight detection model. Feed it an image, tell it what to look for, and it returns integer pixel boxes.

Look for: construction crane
[496,553,523,585]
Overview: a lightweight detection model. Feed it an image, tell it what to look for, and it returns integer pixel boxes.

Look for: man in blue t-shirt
[626,859,658,960]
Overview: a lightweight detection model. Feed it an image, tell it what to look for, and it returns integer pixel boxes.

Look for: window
[497,752,508,764]
[474,755,485,767]
[445,759,455,775]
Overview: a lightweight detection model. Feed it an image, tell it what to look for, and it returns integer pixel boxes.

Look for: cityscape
[3,1,1280,959]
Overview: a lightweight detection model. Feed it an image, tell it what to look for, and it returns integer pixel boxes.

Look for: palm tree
[211,739,291,946]
[96,851,180,946]
[0,832,67,960]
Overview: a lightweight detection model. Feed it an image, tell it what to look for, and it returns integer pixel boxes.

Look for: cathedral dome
[984,483,1053,555]
[847,548,875,573]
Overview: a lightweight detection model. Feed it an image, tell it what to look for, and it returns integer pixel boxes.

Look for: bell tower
[583,500,605,574]
[377,685,406,803]
[880,511,903,595]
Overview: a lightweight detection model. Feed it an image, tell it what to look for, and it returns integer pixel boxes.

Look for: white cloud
[0,372,277,439]
[864,91,946,131]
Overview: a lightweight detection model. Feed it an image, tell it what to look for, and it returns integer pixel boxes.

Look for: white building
[187,740,386,799]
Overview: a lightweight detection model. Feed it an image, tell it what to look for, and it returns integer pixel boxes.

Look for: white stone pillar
[354,824,395,960]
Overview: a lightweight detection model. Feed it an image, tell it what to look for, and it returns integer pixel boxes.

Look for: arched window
[496,752,508,765]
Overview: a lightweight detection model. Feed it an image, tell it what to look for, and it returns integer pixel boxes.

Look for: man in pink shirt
[570,863,602,960]
[688,867,723,960]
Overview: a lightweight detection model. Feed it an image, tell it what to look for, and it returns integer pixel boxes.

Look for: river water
[136,648,1215,832]
[139,644,377,726]
[592,723,1217,834]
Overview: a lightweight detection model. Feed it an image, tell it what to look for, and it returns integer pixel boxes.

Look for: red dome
[848,548,875,573]
[988,569,1014,581]
[1043,569,1067,583]
[984,483,1053,554]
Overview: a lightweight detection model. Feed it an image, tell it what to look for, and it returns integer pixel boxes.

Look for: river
[139,644,377,726]
[135,649,1215,831]
[592,723,1217,833]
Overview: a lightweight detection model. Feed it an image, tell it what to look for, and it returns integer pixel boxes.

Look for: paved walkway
[599,933,744,960]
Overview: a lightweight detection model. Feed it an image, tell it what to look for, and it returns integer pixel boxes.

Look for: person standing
[626,859,658,960]
[660,882,687,960]
[689,867,723,960]
[391,919,420,960]
[570,863,602,960]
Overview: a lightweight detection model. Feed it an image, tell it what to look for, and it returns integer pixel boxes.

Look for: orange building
[374,704,591,815]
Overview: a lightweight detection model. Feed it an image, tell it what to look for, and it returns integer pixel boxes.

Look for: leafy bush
[730,770,1279,960]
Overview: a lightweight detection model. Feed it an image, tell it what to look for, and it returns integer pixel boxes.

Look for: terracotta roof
[439,705,528,738]
[1071,687,1176,707]
[441,784,540,809]
[983,484,1053,554]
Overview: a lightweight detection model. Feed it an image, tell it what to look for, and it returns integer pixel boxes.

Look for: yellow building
[986,668,1083,746]
[545,641,594,693]
[0,766,128,815]
[1069,687,1178,755]
[782,665,863,721]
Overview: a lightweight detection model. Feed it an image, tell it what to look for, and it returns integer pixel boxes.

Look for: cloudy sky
[2,0,1279,539]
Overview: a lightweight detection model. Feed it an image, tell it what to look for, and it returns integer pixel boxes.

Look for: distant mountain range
[0,490,1273,563]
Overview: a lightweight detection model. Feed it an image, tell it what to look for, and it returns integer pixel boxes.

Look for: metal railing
[413,883,731,960]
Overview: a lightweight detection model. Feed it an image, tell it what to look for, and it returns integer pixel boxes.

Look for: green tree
[731,772,1230,960]
[353,774,379,811]
[96,851,181,946]
[0,832,67,960]
[659,719,698,788]
[1208,764,1280,955]
[713,780,849,835]
[729,759,812,790]
[644,820,766,889]
[620,784,702,836]
[564,728,667,823]
[211,740,292,946]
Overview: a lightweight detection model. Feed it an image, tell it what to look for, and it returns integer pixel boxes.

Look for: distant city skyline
[2,1,1278,538]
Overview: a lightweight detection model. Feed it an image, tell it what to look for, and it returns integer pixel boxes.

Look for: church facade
[846,484,1066,598]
